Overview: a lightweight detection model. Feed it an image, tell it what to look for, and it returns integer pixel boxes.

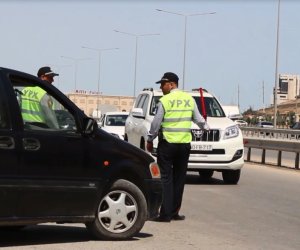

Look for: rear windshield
[105,114,128,126]
[262,122,273,126]
[151,96,225,117]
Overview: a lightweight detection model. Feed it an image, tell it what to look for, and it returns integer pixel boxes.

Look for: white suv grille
[191,129,220,142]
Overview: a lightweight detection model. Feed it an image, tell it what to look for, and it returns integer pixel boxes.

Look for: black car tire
[222,169,241,184]
[86,179,147,240]
[199,170,214,180]
[0,225,26,231]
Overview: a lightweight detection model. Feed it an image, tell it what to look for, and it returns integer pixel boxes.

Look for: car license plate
[191,144,213,151]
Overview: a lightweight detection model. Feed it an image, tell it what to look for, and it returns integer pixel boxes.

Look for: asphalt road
[1,163,300,250]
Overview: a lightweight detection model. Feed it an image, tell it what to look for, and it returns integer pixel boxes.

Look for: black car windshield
[150,96,225,117]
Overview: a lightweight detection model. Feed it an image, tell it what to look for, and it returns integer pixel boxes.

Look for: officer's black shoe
[172,214,185,221]
[152,216,171,222]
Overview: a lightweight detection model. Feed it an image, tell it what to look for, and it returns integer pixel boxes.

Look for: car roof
[139,88,214,98]
[104,111,129,115]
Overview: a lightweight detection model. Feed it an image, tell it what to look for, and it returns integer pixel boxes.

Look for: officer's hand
[203,124,210,132]
[146,141,153,152]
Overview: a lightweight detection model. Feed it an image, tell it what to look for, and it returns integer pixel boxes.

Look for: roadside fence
[240,127,300,169]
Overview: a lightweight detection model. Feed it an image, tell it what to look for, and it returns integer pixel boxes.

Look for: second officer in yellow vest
[147,72,209,222]
[21,67,59,129]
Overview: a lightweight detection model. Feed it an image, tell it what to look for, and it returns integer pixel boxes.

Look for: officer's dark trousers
[157,139,191,219]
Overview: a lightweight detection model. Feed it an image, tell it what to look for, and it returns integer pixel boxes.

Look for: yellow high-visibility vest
[21,87,46,123]
[160,90,194,143]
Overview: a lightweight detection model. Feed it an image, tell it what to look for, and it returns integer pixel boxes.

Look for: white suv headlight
[223,125,239,139]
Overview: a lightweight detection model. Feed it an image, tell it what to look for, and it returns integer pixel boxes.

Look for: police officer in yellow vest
[147,72,209,222]
[21,67,59,129]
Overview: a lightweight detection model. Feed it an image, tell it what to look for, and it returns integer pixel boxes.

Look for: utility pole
[273,0,281,128]
[262,80,265,113]
[237,84,240,109]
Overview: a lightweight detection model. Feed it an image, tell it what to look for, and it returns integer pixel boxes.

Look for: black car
[291,122,300,130]
[0,67,162,240]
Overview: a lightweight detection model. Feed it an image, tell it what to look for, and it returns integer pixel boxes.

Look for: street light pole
[274,0,281,128]
[156,9,216,90]
[61,56,90,91]
[114,30,159,97]
[49,64,72,89]
[82,46,119,116]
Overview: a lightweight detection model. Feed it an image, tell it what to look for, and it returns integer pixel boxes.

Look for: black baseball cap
[37,66,59,77]
[156,72,179,84]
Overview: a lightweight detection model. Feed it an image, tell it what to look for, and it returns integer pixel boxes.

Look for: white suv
[125,88,244,184]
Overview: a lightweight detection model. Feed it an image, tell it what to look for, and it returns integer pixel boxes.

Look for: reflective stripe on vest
[21,87,46,123]
[160,90,194,143]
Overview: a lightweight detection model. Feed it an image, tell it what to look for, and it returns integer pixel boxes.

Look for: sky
[0,0,299,112]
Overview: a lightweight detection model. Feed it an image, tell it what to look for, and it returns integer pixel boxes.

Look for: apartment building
[66,90,134,116]
[275,74,300,105]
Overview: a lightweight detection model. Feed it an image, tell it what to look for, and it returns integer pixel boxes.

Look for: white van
[125,88,244,184]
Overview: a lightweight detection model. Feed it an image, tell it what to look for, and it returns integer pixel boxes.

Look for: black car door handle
[23,138,41,151]
[0,136,15,149]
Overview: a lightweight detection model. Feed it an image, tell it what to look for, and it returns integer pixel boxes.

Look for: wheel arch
[103,164,147,200]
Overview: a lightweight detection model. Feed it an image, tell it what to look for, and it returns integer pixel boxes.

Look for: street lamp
[60,56,90,92]
[82,46,119,116]
[273,0,281,128]
[114,30,159,97]
[156,9,216,90]
[50,64,72,89]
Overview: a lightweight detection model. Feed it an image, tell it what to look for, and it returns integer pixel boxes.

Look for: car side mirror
[131,108,145,118]
[83,117,97,135]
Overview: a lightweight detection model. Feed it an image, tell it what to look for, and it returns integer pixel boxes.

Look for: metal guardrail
[240,127,300,169]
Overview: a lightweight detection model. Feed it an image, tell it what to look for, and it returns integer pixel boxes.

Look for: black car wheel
[222,169,241,184]
[86,179,147,240]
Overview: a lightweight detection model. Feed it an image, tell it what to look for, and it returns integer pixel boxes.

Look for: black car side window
[10,75,77,132]
[0,98,10,129]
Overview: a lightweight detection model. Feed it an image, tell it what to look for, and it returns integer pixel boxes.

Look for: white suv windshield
[193,96,225,117]
[150,96,225,117]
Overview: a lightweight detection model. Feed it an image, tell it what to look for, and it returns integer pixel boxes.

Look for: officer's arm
[147,102,164,142]
[40,95,59,129]
[192,99,209,130]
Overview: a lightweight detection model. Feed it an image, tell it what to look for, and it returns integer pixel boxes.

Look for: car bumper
[188,155,244,170]
[143,179,162,219]
[150,138,244,171]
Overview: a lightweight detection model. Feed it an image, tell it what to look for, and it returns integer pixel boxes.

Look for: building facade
[275,74,300,105]
[66,90,134,116]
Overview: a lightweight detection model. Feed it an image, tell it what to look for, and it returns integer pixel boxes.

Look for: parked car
[290,122,300,139]
[290,122,300,130]
[0,67,162,240]
[234,119,248,127]
[256,121,274,128]
[99,111,129,140]
[125,88,244,184]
